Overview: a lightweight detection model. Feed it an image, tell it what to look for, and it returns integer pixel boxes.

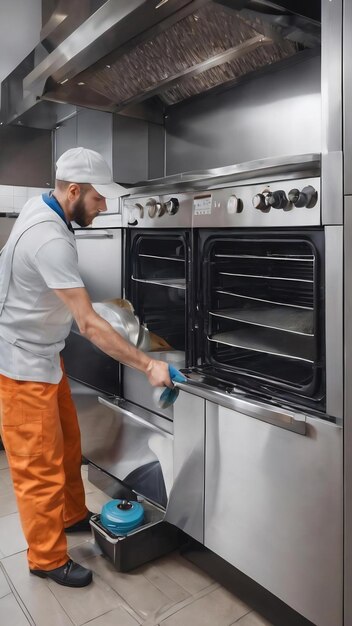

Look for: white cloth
[0,196,84,383]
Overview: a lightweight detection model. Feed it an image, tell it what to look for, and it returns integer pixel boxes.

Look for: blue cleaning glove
[157,364,187,409]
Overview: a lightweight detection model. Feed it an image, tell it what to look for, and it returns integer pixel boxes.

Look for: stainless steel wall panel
[344,197,352,626]
[166,391,205,543]
[204,401,343,626]
[55,114,77,159]
[113,114,148,184]
[325,226,343,420]
[321,0,343,224]
[321,151,343,225]
[344,0,352,196]
[77,109,113,168]
[165,55,321,175]
[148,122,165,180]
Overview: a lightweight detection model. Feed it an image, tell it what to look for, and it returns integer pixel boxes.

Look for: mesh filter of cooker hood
[55,3,303,109]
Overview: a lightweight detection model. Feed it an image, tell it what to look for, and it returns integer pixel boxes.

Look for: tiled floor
[0,449,273,626]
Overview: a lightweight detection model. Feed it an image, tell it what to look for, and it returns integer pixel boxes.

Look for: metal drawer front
[71,380,172,508]
[204,401,342,626]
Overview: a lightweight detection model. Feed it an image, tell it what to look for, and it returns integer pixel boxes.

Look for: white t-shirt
[0,200,84,383]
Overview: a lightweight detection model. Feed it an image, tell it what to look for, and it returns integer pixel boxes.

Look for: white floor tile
[0,566,11,598]
[48,571,123,626]
[1,551,74,626]
[0,513,27,556]
[153,552,215,595]
[82,554,173,621]
[159,586,250,626]
[0,593,30,626]
[0,467,14,488]
[234,611,274,626]
[0,451,9,469]
[82,605,140,625]
[137,560,191,603]
[69,539,102,562]
[0,477,18,517]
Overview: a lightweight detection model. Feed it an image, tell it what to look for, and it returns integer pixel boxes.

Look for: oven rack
[209,305,314,335]
[132,276,186,289]
[138,254,185,262]
[219,271,313,283]
[216,290,313,311]
[208,328,315,362]
[214,254,314,262]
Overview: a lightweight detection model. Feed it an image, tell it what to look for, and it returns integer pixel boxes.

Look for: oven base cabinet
[166,391,205,544]
[204,402,343,626]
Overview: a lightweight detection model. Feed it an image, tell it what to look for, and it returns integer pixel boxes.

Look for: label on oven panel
[193,194,212,215]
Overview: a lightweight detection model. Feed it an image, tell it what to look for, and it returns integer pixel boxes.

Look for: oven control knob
[156,202,165,217]
[146,198,158,218]
[252,193,266,211]
[165,197,179,215]
[134,202,144,219]
[265,190,288,209]
[288,185,318,208]
[227,195,243,214]
[128,218,138,226]
[288,188,300,205]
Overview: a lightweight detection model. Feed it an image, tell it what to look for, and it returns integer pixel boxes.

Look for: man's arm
[54,286,172,388]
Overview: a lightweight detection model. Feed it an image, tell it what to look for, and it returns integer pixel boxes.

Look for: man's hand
[145,359,172,388]
[54,287,174,387]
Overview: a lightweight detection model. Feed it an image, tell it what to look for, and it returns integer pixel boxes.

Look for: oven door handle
[74,230,114,239]
[174,380,307,435]
[98,396,173,438]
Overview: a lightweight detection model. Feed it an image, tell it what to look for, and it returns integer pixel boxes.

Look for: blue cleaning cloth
[157,364,187,409]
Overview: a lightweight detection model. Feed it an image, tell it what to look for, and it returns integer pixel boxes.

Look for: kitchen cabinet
[55,109,113,168]
[204,401,343,626]
[0,126,52,187]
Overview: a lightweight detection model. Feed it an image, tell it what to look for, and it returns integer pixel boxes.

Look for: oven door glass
[198,229,325,411]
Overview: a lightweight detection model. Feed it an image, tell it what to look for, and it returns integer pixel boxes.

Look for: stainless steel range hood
[1,0,320,127]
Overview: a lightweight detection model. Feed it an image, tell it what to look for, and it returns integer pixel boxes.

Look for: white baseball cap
[56,147,127,199]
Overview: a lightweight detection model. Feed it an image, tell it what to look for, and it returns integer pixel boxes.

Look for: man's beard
[72,195,89,227]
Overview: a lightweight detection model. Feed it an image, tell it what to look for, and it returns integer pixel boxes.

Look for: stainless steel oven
[122,155,343,626]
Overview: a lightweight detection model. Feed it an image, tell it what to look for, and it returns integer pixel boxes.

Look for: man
[0,147,172,588]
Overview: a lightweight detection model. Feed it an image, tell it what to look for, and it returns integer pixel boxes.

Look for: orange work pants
[0,364,88,570]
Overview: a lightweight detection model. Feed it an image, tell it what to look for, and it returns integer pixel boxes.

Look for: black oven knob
[265,190,288,209]
[288,188,300,204]
[146,198,157,218]
[252,193,266,211]
[165,197,179,215]
[288,185,318,208]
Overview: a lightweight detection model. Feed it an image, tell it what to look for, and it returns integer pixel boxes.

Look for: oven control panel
[122,193,193,228]
[192,176,321,227]
[122,177,320,228]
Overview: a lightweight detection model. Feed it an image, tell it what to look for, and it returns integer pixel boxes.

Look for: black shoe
[65,511,94,533]
[30,559,92,587]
